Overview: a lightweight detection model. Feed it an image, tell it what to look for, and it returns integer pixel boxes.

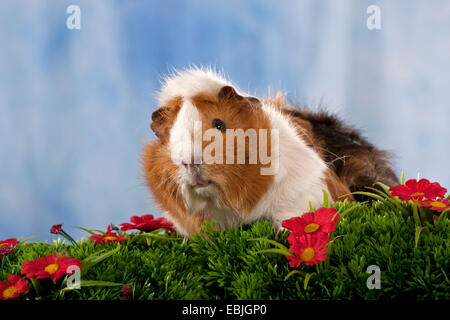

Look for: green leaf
[248,238,290,252]
[73,226,105,236]
[29,277,42,296]
[304,273,315,290]
[255,248,293,256]
[284,270,301,281]
[17,235,38,244]
[366,186,389,198]
[414,226,423,249]
[374,182,391,194]
[351,191,387,203]
[418,206,428,222]
[81,244,121,275]
[308,200,314,212]
[322,189,329,208]
[133,233,183,241]
[412,202,422,225]
[401,169,405,185]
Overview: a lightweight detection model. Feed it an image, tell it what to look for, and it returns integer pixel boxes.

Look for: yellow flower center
[44,263,60,275]
[430,201,446,208]
[104,236,117,241]
[411,192,424,197]
[3,286,18,299]
[303,223,320,233]
[300,247,316,262]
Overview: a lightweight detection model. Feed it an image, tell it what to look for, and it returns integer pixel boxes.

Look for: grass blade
[255,248,293,256]
[134,233,183,241]
[304,273,315,290]
[73,226,105,236]
[414,226,423,249]
[81,244,121,275]
[322,189,329,208]
[248,238,290,252]
[284,270,301,281]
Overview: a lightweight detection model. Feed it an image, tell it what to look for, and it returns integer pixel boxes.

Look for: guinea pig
[142,68,399,237]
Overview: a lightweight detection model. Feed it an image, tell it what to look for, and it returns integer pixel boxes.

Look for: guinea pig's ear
[218,85,242,102]
[218,86,261,109]
[150,106,170,139]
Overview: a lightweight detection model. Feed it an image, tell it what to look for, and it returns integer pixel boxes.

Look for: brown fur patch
[150,96,182,143]
[142,141,207,237]
[324,170,354,202]
[143,88,276,236]
[191,90,274,213]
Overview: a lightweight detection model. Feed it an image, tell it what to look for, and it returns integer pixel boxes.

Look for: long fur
[143,68,398,237]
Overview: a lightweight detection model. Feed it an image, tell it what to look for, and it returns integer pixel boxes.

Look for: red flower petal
[119,215,175,233]
[287,233,330,267]
[420,198,450,212]
[0,246,15,258]
[282,207,339,238]
[0,275,29,300]
[313,208,338,233]
[0,238,20,247]
[21,253,82,282]
[282,216,308,233]
[141,215,155,222]
[89,227,126,244]
[50,224,63,235]
[130,216,144,225]
[390,179,447,201]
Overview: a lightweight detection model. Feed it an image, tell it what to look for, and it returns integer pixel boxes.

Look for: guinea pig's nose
[182,162,190,168]
[182,162,197,168]
[182,162,201,173]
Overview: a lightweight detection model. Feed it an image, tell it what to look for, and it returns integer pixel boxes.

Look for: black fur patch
[283,107,399,201]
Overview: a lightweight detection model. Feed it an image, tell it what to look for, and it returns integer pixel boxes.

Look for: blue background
[1,0,449,242]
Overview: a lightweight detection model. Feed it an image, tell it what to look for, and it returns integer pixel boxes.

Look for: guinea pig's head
[149,69,275,215]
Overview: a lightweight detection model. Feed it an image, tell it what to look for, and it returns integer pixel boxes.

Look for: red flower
[0,246,15,258]
[0,275,29,300]
[282,208,338,241]
[120,285,132,300]
[50,224,63,235]
[286,233,329,268]
[389,179,447,201]
[419,198,450,213]
[0,238,20,247]
[120,215,176,233]
[21,253,82,282]
[90,225,126,244]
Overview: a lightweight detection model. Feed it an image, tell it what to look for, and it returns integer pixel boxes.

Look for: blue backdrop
[1,0,449,242]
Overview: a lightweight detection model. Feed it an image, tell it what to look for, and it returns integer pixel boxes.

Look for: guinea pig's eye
[212,118,226,132]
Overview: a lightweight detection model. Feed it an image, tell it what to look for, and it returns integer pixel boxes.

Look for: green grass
[1,200,449,300]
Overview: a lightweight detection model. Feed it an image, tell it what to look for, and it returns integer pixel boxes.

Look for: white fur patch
[157,67,234,106]
[169,100,201,166]
[247,104,330,228]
